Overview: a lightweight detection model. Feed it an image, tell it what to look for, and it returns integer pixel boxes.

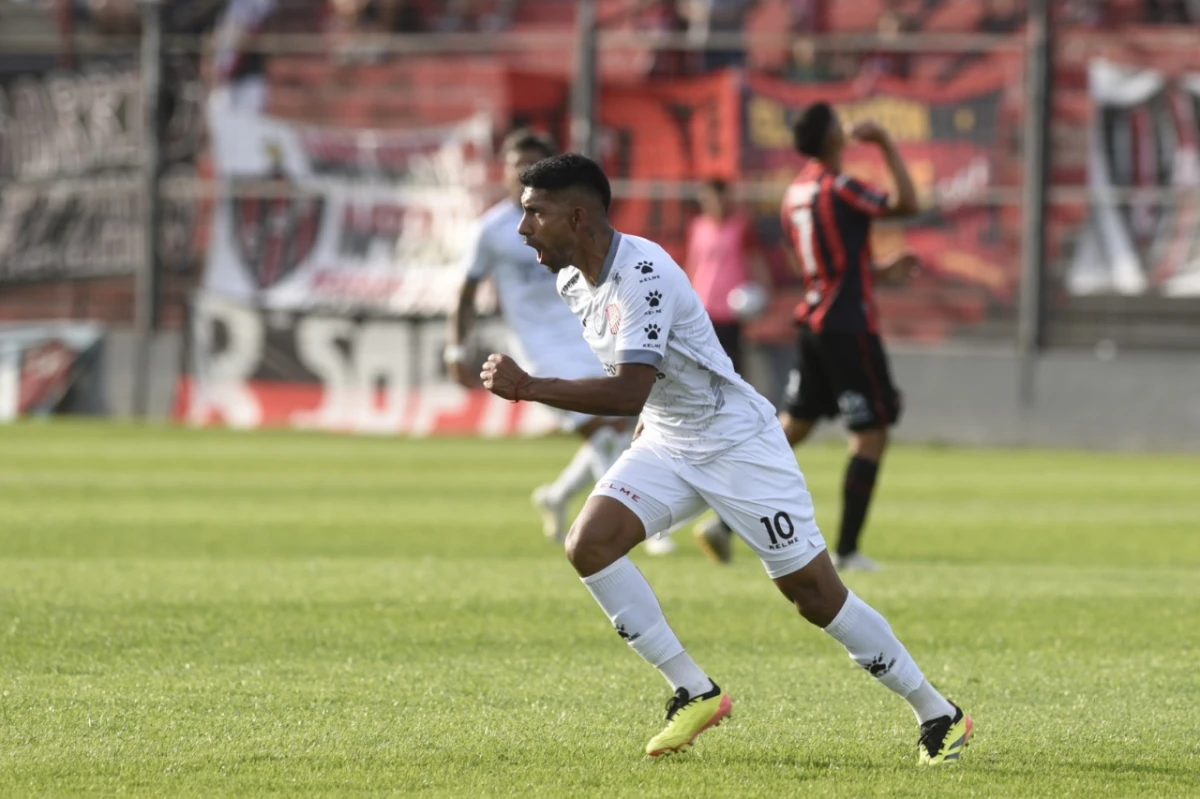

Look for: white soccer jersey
[463,200,599,378]
[558,232,777,461]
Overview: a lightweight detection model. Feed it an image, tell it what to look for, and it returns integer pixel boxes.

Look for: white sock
[907,679,956,724]
[659,653,712,697]
[546,442,597,505]
[580,557,711,696]
[823,591,954,724]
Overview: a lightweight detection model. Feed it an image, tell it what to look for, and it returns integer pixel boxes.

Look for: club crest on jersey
[230,141,324,290]
[606,303,621,334]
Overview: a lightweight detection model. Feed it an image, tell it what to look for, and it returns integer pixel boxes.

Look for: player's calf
[573,497,718,730]
[772,550,849,626]
[775,553,961,745]
[840,427,887,559]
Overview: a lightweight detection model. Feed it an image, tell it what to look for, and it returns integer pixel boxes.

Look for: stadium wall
[104,330,182,421]
[873,347,1200,452]
[744,344,1200,452]
[103,329,1200,452]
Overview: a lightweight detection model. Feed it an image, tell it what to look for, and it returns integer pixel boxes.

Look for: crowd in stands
[47,0,521,44]
[30,0,1200,94]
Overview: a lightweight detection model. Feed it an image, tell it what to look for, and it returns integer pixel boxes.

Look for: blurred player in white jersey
[479,154,971,764]
[447,130,675,554]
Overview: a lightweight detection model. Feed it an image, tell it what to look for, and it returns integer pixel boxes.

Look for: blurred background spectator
[861,9,914,80]
[684,178,772,374]
[682,0,755,71]
[780,36,834,83]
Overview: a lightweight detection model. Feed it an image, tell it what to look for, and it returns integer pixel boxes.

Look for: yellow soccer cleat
[646,683,732,757]
[918,704,973,765]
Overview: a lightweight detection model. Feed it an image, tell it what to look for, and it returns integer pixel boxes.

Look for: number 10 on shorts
[759,512,796,549]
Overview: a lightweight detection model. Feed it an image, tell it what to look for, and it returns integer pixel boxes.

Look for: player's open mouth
[525,239,544,263]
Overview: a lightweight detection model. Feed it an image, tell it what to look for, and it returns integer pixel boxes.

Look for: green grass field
[2,422,1199,798]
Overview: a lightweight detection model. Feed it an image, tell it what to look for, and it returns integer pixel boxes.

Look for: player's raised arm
[849,120,919,217]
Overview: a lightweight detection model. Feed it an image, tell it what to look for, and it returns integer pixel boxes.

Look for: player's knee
[564,499,643,577]
[565,523,621,577]
[850,427,888,460]
[564,523,593,572]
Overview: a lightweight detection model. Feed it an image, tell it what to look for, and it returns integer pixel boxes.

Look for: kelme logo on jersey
[606,303,621,334]
[635,260,660,284]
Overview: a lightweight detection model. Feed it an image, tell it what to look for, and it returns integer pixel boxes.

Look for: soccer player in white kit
[447,130,674,554]
[480,154,972,764]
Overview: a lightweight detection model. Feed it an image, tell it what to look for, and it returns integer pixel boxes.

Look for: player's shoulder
[783,163,827,205]
[610,233,683,289]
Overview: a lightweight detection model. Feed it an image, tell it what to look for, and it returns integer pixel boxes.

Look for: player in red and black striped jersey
[778,102,921,572]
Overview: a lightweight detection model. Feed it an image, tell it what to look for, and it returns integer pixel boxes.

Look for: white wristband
[443,344,467,365]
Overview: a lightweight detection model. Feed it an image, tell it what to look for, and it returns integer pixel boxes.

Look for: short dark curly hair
[518,153,612,211]
[501,127,556,160]
[792,102,835,157]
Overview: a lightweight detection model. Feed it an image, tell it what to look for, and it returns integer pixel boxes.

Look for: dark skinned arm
[481,355,657,418]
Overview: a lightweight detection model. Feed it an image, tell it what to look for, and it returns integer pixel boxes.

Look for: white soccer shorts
[592,424,828,578]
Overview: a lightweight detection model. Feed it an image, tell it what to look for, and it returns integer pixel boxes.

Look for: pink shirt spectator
[685,212,760,324]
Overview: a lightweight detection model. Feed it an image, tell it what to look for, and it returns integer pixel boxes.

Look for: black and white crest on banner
[229,142,325,290]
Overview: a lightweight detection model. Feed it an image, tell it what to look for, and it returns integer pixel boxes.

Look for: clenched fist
[480,353,531,402]
[849,120,891,146]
